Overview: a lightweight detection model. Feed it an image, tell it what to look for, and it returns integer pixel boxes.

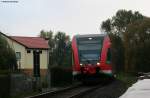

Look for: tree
[62,36,72,67]
[53,32,66,66]
[0,33,17,70]
[124,18,150,72]
[40,30,54,40]
[40,30,47,39]
[107,33,124,73]
[53,32,72,67]
[101,9,144,73]
[101,10,144,36]
[39,30,55,66]
[39,30,72,67]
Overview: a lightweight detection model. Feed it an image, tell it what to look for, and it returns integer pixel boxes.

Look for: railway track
[26,84,102,98]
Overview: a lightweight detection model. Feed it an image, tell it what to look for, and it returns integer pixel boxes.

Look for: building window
[27,50,31,53]
[39,50,42,54]
[106,48,111,64]
[16,52,21,60]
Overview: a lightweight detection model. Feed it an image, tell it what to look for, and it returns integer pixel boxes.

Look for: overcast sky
[0,0,150,37]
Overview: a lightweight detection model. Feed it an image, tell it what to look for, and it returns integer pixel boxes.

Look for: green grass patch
[116,72,137,87]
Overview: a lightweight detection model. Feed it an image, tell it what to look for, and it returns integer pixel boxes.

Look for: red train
[72,34,113,81]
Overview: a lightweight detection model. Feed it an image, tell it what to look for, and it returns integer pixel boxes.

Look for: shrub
[50,66,72,87]
[0,73,10,98]
[0,33,17,70]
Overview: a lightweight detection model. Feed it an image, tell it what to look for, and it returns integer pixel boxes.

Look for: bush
[0,74,10,98]
[41,76,48,88]
[0,33,17,97]
[116,72,137,87]
[0,33,17,70]
[50,66,72,87]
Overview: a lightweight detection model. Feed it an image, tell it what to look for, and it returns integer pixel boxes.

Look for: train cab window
[106,48,111,64]
[77,36,104,64]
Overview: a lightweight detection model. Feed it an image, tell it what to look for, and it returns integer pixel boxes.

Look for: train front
[72,34,112,80]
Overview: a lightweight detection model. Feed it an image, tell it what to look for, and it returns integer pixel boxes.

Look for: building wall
[25,50,33,69]
[40,50,48,76]
[25,49,49,69]
[40,50,48,69]
[24,49,48,76]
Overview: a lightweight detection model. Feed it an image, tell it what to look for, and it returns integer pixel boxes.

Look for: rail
[25,84,102,98]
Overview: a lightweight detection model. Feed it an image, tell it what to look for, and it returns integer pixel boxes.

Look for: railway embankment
[25,79,126,98]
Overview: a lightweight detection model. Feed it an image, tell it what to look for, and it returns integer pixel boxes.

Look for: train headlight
[88,37,93,40]
[80,63,83,66]
[97,62,100,65]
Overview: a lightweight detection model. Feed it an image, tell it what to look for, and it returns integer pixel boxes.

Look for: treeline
[40,30,73,86]
[0,33,17,71]
[39,30,72,68]
[101,9,150,73]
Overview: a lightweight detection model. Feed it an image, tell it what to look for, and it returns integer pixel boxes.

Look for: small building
[0,32,49,77]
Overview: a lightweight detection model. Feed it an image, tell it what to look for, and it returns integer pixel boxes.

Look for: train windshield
[77,36,104,64]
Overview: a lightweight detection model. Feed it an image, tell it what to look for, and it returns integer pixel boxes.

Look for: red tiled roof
[10,36,49,49]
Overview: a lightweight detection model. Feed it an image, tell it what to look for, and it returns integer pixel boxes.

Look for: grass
[116,72,137,87]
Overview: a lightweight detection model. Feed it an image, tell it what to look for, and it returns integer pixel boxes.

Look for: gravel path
[81,79,127,98]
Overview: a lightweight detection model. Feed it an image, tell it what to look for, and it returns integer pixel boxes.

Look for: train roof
[74,34,106,38]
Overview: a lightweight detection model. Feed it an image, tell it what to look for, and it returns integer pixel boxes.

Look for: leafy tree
[107,33,124,73]
[124,18,150,72]
[40,30,47,39]
[52,32,72,67]
[53,32,66,66]
[102,10,144,36]
[0,33,17,70]
[62,36,72,67]
[39,30,55,66]
[39,30,72,67]
[101,9,144,73]
[40,30,72,86]
[40,30,54,40]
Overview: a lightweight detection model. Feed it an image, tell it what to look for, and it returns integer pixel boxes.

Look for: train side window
[72,51,75,65]
[106,48,111,64]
